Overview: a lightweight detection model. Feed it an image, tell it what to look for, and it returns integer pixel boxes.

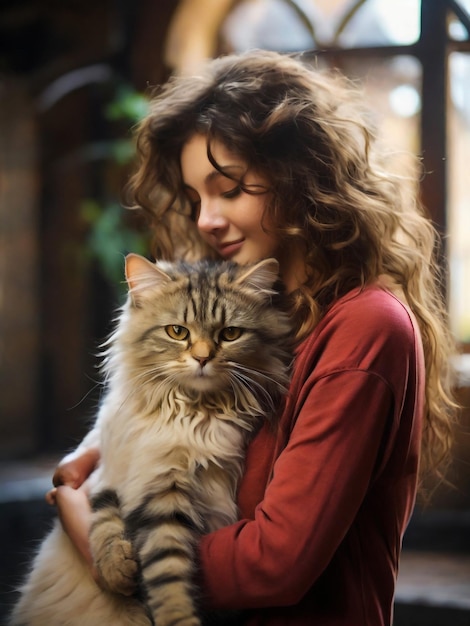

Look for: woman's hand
[45,448,101,582]
[49,446,100,494]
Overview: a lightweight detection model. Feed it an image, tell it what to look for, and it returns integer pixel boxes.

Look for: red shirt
[199,285,424,625]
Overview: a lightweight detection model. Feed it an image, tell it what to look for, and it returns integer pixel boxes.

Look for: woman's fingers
[53,447,100,489]
[45,487,57,506]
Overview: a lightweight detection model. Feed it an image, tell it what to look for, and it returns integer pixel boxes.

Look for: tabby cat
[11,254,293,626]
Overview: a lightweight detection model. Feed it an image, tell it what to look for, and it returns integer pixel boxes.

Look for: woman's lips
[218,239,244,258]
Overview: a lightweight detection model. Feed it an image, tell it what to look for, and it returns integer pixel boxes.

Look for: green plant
[80,84,150,296]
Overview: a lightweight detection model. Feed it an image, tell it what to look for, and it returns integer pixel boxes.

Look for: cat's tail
[126,486,204,626]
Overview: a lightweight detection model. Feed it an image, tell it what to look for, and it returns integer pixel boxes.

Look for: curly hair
[126,49,457,482]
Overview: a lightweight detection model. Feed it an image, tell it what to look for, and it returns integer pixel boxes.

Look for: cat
[10,254,294,626]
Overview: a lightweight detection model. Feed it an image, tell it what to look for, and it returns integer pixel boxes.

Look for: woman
[49,50,456,625]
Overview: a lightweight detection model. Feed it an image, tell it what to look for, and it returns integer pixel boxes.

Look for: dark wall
[0,0,177,456]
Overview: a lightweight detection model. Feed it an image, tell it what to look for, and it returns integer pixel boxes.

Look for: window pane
[222,0,315,52]
[448,0,470,41]
[449,52,470,343]
[337,0,421,47]
[223,0,422,51]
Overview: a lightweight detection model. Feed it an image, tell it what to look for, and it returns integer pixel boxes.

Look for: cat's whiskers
[228,370,278,415]
[111,365,178,414]
[230,362,289,393]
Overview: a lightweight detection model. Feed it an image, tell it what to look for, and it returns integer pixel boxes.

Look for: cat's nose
[191,341,213,368]
[193,355,209,368]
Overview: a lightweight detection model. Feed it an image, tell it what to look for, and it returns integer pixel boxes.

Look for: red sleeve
[198,288,420,610]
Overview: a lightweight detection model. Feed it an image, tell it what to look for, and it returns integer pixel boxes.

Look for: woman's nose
[197,199,228,234]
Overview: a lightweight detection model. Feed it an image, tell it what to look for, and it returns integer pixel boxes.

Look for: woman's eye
[222,186,241,200]
[183,190,201,222]
[190,201,201,222]
[165,325,190,341]
[185,196,200,222]
[220,327,243,341]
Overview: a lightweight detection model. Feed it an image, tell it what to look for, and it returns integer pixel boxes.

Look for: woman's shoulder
[295,284,421,379]
[326,284,417,340]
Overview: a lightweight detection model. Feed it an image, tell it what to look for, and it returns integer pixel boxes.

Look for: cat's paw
[94,537,138,597]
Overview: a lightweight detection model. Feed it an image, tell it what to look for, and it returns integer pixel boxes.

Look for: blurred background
[0,0,469,624]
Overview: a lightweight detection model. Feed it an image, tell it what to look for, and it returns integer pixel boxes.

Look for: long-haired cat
[10,254,293,626]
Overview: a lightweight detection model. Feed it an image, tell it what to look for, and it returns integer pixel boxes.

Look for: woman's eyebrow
[183,165,244,190]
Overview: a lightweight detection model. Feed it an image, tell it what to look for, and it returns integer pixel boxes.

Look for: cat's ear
[235,258,280,294]
[125,254,171,304]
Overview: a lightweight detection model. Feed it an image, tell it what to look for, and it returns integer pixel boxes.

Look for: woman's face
[180,133,279,266]
[180,133,308,291]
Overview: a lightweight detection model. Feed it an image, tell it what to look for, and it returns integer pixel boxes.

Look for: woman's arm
[199,369,396,609]
[45,428,101,571]
[45,445,101,581]
[198,290,422,610]
[54,485,95,568]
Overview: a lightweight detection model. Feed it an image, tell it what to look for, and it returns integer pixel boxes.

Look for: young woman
[49,49,456,625]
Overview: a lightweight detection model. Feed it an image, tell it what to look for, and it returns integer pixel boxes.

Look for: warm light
[389,84,421,118]
[373,0,420,44]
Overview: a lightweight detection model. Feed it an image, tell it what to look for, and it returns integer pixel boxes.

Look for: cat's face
[148,315,259,393]
[119,255,292,399]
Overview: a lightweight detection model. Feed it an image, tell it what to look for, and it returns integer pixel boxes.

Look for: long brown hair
[126,49,457,481]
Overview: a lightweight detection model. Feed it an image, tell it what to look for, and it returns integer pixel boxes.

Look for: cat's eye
[220,327,243,341]
[165,325,189,341]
